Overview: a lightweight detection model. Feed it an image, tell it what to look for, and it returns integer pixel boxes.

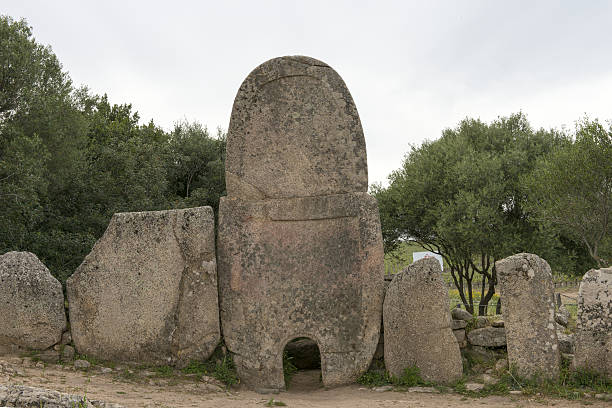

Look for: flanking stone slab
[383,258,462,384]
[67,207,219,367]
[496,253,559,380]
[218,56,384,391]
[0,252,67,351]
[573,267,611,376]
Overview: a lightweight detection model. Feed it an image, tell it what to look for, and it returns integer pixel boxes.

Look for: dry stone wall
[66,207,219,367]
[218,56,384,391]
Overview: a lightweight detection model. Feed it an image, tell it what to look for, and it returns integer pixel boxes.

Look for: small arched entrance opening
[283,337,322,391]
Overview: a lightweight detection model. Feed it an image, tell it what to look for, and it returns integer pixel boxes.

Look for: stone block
[218,56,384,391]
[496,253,559,380]
[573,267,611,376]
[0,252,66,351]
[383,258,462,384]
[467,327,507,347]
[67,207,220,367]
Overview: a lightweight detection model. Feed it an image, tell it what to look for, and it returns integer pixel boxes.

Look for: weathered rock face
[66,207,220,367]
[557,332,575,355]
[467,327,507,347]
[555,306,570,327]
[451,308,473,322]
[0,252,67,351]
[383,258,462,384]
[496,253,560,380]
[573,267,611,376]
[0,384,124,408]
[218,56,384,391]
[225,55,368,200]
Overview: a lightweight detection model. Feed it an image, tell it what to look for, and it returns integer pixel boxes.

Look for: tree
[374,113,563,315]
[524,117,611,268]
[0,14,238,285]
[0,14,76,265]
[0,16,71,122]
[166,120,226,212]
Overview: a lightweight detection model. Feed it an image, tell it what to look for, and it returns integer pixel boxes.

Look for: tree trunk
[478,266,497,316]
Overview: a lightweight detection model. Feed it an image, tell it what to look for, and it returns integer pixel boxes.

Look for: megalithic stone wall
[383,258,463,384]
[573,267,611,376]
[67,207,220,367]
[496,253,560,380]
[217,56,384,392]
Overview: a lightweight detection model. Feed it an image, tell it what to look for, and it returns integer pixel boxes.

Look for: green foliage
[264,399,287,407]
[523,117,611,268]
[181,360,208,376]
[0,15,226,284]
[375,113,582,315]
[455,359,612,399]
[357,366,430,388]
[181,344,239,387]
[357,370,393,387]
[283,351,298,386]
[74,353,102,367]
[153,365,174,378]
[166,121,226,213]
[208,354,239,386]
[393,366,430,387]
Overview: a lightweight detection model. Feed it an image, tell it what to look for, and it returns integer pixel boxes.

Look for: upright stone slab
[573,267,611,375]
[66,207,220,367]
[218,56,384,391]
[383,258,462,384]
[0,252,67,352]
[496,253,559,380]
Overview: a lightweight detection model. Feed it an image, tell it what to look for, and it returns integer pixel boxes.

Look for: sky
[4,0,612,185]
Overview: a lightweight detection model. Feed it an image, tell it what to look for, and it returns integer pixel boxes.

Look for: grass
[180,343,239,387]
[152,365,174,378]
[453,359,612,399]
[264,399,287,406]
[282,351,298,387]
[73,353,115,368]
[358,357,611,402]
[357,365,432,388]
[103,343,240,387]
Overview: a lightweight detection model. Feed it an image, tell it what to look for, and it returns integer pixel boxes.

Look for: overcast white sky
[4,0,612,185]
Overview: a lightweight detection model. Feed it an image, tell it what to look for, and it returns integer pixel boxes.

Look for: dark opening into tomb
[283,337,322,390]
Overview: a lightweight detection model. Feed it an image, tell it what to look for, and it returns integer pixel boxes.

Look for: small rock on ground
[465,382,485,391]
[73,359,91,369]
[495,358,508,372]
[407,386,438,393]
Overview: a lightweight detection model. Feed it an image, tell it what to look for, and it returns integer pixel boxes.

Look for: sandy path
[1,359,607,408]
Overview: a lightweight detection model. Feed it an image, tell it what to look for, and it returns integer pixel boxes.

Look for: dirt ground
[1,357,608,408]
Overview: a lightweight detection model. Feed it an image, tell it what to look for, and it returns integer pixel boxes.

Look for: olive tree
[374,113,562,314]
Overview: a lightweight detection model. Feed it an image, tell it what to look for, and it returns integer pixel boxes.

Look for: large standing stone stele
[0,252,67,351]
[573,267,611,376]
[218,56,384,391]
[496,253,560,380]
[383,258,463,384]
[66,207,220,367]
